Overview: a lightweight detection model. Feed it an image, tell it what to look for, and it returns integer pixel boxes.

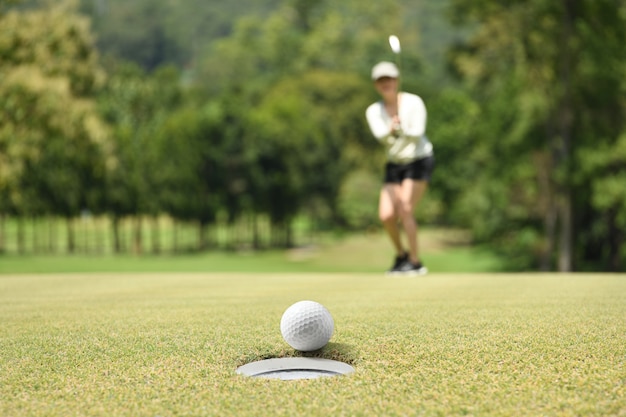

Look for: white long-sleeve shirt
[365,92,433,164]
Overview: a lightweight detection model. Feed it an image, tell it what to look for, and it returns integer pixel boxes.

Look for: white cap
[371,61,399,80]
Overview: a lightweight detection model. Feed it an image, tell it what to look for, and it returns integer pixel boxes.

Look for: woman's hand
[390,115,402,138]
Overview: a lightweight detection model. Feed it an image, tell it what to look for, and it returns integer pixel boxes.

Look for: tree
[79,0,281,72]
[196,0,403,97]
[247,70,373,244]
[0,1,112,252]
[449,0,626,271]
[155,98,247,251]
[98,63,182,253]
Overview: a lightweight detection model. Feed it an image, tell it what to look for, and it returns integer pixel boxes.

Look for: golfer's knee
[379,210,395,224]
[398,201,414,218]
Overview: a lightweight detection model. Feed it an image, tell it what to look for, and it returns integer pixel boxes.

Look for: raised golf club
[388,34,401,54]
[388,34,402,91]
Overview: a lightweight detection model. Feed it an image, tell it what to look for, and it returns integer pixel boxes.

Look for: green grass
[1,272,624,416]
[0,229,505,274]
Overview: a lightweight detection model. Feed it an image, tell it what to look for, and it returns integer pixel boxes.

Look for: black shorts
[384,155,435,183]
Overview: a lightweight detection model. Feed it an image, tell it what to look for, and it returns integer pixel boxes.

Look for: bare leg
[397,180,428,264]
[379,184,404,255]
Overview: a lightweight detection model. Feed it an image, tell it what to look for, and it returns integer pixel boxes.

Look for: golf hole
[236,357,355,380]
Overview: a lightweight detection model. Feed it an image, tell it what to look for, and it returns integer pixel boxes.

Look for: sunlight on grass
[1,273,624,416]
[0,228,505,274]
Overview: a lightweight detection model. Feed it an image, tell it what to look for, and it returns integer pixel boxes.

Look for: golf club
[388,35,402,92]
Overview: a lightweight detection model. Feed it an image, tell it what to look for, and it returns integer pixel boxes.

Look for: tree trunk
[0,214,4,253]
[152,216,160,254]
[172,219,179,253]
[542,203,557,271]
[557,195,572,272]
[112,216,121,253]
[67,217,75,254]
[286,221,293,248]
[133,216,142,255]
[198,220,207,251]
[48,217,56,253]
[252,213,260,250]
[608,209,623,272]
[95,216,104,254]
[534,152,556,270]
[17,218,25,254]
[554,0,576,272]
[32,217,40,253]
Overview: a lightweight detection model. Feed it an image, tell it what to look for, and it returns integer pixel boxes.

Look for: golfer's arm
[366,107,395,143]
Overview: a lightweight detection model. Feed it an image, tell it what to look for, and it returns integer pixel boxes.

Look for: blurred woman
[365,61,434,275]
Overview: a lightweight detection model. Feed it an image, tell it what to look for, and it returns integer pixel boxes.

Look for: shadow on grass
[237,342,358,367]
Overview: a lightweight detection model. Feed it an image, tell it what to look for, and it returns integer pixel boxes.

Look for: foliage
[98,63,182,217]
[0,0,22,14]
[0,1,111,218]
[426,87,481,224]
[197,0,402,97]
[2,0,625,270]
[155,104,228,226]
[80,0,281,71]
[337,170,380,229]
[248,70,373,226]
[448,0,626,271]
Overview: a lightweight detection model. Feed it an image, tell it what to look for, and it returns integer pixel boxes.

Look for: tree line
[0,0,624,271]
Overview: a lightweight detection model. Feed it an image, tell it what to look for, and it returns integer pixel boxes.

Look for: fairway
[1,273,624,416]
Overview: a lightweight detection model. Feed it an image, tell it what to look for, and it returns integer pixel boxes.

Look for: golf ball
[280,300,334,351]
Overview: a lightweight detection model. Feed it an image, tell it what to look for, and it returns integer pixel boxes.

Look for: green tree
[197,0,403,96]
[449,0,626,271]
[192,0,412,241]
[98,63,182,253]
[248,70,372,243]
[80,0,281,71]
[155,106,222,251]
[0,1,112,252]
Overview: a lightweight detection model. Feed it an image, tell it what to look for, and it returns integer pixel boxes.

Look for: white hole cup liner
[236,357,355,380]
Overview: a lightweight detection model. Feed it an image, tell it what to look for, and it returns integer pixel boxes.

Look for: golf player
[365,61,434,275]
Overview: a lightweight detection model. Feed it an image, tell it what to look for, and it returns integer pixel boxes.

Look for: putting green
[1,273,624,416]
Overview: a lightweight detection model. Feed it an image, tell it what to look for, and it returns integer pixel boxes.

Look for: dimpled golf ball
[280,300,334,351]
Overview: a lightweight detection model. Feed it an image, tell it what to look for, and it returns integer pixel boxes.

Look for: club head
[388,35,401,54]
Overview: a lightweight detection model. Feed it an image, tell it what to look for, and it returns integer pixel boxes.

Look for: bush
[337,170,380,229]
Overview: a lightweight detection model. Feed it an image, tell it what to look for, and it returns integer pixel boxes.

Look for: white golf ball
[280,300,334,351]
